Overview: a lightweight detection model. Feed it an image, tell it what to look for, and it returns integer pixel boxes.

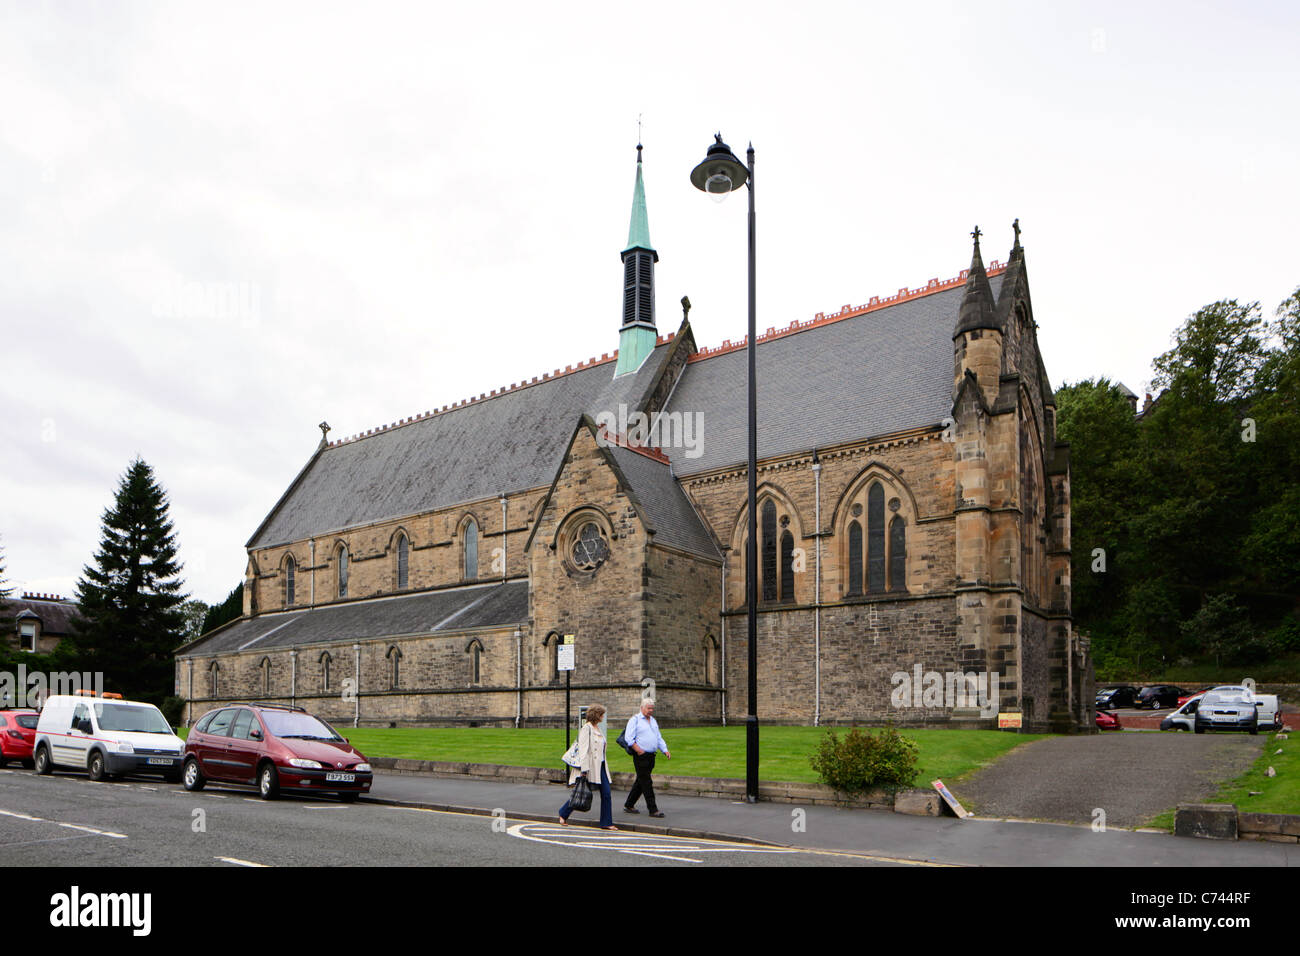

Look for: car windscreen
[260,711,343,741]
[1202,693,1249,707]
[93,703,173,734]
[15,714,39,729]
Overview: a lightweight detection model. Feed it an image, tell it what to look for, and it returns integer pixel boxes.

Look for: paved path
[952,731,1265,828]
[365,765,1297,866]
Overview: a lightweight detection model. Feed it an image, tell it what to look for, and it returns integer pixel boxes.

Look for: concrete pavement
[363,770,1298,866]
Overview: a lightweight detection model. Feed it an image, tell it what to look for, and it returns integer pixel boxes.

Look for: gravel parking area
[952,732,1265,828]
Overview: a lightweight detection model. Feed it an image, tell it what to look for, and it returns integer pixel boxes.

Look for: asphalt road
[0,768,890,867]
[954,730,1266,827]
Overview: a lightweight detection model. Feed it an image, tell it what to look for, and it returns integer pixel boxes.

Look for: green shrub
[161,696,186,728]
[809,726,919,794]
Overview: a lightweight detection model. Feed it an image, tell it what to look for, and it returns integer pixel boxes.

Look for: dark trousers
[625,751,658,812]
[560,764,613,828]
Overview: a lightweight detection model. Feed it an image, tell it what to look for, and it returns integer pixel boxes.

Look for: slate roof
[178,581,529,657]
[606,444,720,561]
[666,274,1004,476]
[249,343,671,548]
[4,596,81,635]
[249,267,1002,547]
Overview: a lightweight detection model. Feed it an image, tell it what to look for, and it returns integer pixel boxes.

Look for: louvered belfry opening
[622,249,654,328]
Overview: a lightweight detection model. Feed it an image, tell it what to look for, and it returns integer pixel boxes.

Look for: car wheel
[258,763,280,800]
[338,791,359,803]
[88,751,107,782]
[182,757,205,791]
[34,745,52,775]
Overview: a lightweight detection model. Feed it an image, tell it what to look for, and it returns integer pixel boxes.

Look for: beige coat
[568,721,609,786]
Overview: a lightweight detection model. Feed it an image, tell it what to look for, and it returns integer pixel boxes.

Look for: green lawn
[1148,729,1298,830]
[327,725,1047,787]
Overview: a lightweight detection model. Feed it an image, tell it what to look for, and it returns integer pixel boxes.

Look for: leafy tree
[60,459,189,705]
[200,584,244,636]
[179,599,210,646]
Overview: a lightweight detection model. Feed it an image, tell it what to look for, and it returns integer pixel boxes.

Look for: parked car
[1135,685,1185,709]
[1160,696,1201,731]
[1194,689,1260,734]
[1178,687,1215,706]
[0,709,40,767]
[1095,685,1139,710]
[1095,708,1122,731]
[33,693,184,781]
[181,703,372,801]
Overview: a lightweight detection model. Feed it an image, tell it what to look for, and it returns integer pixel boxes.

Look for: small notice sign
[558,635,575,672]
[997,712,1023,729]
[932,779,972,818]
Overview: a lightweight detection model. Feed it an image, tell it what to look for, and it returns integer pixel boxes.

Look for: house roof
[177,581,529,657]
[248,259,1008,548]
[606,441,720,561]
[5,595,81,635]
[667,269,1005,476]
[248,341,672,549]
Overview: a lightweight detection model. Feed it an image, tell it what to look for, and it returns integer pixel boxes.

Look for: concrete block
[894,788,942,816]
[1174,804,1238,840]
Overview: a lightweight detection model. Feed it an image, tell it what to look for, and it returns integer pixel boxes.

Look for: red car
[0,709,39,767]
[182,703,372,801]
[1095,709,1121,731]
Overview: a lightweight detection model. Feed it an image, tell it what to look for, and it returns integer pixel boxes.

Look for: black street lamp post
[690,134,758,804]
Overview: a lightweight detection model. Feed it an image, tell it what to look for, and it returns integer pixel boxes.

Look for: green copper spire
[615,143,658,377]
[623,144,655,254]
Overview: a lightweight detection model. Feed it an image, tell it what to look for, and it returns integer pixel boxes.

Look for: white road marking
[215,856,270,867]
[57,822,127,838]
[303,805,348,810]
[0,807,127,840]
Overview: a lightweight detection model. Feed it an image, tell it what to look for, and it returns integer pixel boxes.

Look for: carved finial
[681,295,691,321]
[714,131,724,145]
[971,225,982,245]
[1012,218,1021,249]
[318,421,331,447]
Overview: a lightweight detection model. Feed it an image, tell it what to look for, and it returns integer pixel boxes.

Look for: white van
[1160,687,1281,732]
[33,694,185,782]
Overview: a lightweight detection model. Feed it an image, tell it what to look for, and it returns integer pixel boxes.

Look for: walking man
[623,698,670,818]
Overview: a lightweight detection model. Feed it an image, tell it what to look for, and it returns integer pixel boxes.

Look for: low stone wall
[1238,812,1300,844]
[370,757,940,812]
[1175,803,1300,842]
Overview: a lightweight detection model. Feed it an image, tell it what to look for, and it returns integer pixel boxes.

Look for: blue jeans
[560,763,613,827]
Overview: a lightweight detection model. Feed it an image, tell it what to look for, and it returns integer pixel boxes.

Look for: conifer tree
[64,459,189,704]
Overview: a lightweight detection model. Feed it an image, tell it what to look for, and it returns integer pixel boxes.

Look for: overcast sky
[2,1,1297,605]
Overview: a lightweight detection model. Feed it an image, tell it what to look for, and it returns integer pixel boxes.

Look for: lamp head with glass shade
[690,133,748,202]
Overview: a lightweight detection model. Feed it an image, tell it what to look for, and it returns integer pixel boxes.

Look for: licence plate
[147,757,175,765]
[325,772,355,783]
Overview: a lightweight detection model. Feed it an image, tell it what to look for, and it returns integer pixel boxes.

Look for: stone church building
[177,151,1090,732]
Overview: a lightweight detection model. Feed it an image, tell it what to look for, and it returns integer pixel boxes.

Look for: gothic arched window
[209,661,219,698]
[260,657,271,696]
[396,533,409,590]
[463,519,478,582]
[847,521,863,596]
[387,645,402,690]
[320,652,333,692]
[336,545,349,599]
[761,500,778,602]
[867,482,886,593]
[284,556,296,607]
[780,531,795,603]
[889,516,907,592]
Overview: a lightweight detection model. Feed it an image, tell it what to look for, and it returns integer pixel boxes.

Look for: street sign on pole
[562,634,575,749]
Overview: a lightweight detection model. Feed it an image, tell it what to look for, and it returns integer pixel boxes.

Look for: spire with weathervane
[614,143,659,377]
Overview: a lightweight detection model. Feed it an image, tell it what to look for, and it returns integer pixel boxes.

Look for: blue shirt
[625,712,668,755]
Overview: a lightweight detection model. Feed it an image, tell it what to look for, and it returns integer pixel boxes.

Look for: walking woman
[559,704,617,830]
